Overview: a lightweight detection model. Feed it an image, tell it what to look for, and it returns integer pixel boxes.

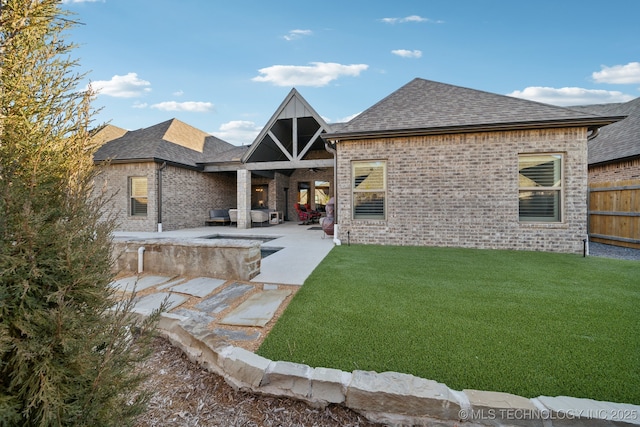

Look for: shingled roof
[570,98,640,165]
[90,124,128,147]
[324,78,624,140]
[93,118,236,169]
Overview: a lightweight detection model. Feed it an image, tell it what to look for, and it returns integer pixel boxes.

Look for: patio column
[237,169,251,229]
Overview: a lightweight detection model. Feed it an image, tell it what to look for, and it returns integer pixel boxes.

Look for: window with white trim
[130,177,148,216]
[352,160,386,220]
[518,154,563,222]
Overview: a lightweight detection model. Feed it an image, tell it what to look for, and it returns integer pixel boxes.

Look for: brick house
[93,90,335,232]
[93,118,243,232]
[94,78,623,253]
[323,78,622,253]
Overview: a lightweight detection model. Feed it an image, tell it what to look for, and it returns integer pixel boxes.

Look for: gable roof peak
[241,87,331,163]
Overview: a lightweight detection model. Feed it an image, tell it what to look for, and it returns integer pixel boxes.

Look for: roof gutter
[322,116,626,142]
[92,157,203,171]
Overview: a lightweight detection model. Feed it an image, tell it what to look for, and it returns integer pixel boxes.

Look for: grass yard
[257,245,640,405]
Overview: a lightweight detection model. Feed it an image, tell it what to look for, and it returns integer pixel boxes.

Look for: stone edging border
[156,313,640,427]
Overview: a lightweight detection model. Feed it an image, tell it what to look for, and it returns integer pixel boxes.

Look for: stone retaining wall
[156,313,640,427]
[111,238,261,281]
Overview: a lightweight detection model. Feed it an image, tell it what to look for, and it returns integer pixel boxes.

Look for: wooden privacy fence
[588,179,640,249]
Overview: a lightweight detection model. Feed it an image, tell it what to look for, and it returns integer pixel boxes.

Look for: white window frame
[518,153,564,223]
[352,160,387,220]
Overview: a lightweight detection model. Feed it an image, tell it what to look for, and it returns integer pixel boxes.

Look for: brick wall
[336,128,589,254]
[94,162,158,232]
[588,157,640,184]
[94,163,236,232]
[161,166,236,230]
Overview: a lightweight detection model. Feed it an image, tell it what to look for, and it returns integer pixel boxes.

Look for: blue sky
[63,0,640,146]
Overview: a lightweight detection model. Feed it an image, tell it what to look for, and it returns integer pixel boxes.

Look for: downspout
[585,126,598,252]
[157,162,167,232]
[324,140,341,245]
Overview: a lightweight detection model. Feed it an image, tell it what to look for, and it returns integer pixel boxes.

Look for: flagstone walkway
[110,275,298,351]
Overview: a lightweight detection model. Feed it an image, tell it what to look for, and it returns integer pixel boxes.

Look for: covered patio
[201,89,337,230]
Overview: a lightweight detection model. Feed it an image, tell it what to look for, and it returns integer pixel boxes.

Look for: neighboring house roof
[324,78,624,140]
[570,98,640,165]
[93,118,236,169]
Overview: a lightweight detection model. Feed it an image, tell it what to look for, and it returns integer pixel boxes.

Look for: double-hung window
[352,160,386,220]
[518,154,563,222]
[130,177,148,216]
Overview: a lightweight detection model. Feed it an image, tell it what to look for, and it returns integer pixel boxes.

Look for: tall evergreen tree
[0,1,158,425]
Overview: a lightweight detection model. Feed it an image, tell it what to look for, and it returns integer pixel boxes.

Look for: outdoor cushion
[209,209,230,220]
[206,209,230,225]
[250,210,269,225]
[228,209,238,223]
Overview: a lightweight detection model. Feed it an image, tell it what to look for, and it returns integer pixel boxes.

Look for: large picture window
[518,154,562,222]
[130,177,148,216]
[352,160,386,220]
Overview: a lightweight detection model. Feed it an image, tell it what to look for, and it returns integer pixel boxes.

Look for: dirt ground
[135,337,380,427]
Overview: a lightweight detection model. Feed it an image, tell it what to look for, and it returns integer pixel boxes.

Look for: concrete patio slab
[195,282,254,314]
[220,290,291,327]
[168,277,226,298]
[132,292,187,315]
[110,275,172,293]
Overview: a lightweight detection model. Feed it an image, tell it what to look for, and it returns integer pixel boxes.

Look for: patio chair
[228,209,238,225]
[250,210,269,226]
[305,204,322,223]
[205,209,230,226]
[295,203,321,225]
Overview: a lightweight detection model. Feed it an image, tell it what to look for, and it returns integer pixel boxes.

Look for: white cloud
[284,29,312,41]
[172,90,184,97]
[507,86,635,106]
[381,15,443,24]
[391,49,422,58]
[132,101,148,109]
[592,62,640,84]
[322,112,361,123]
[150,101,214,112]
[338,112,361,123]
[252,62,368,87]
[90,73,151,98]
[215,120,262,146]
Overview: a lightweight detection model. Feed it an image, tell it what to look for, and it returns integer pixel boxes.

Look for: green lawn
[257,245,640,405]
